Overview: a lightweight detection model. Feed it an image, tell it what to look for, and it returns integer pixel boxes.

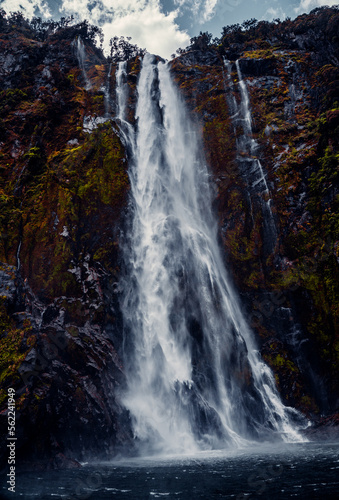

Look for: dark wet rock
[302,413,339,441]
[177,49,220,67]
[238,57,278,77]
[171,6,339,420]
[0,261,133,469]
[0,264,18,304]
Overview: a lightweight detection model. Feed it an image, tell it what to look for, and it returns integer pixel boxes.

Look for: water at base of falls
[119,54,305,456]
[5,442,339,499]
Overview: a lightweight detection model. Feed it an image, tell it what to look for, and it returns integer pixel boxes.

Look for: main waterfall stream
[119,54,304,455]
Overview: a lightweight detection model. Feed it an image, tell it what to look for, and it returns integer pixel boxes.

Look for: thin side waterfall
[119,54,305,456]
[224,59,277,253]
[76,37,91,90]
[115,61,135,155]
[104,63,112,117]
[236,60,253,135]
[223,59,238,118]
[234,60,269,193]
[116,61,128,122]
[16,240,21,271]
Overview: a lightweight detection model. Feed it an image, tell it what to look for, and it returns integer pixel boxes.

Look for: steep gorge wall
[171,7,339,418]
[0,17,134,467]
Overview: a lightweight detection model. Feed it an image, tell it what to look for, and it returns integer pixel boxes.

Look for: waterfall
[104,63,112,117]
[235,60,253,135]
[119,54,304,456]
[224,59,277,253]
[116,61,128,122]
[115,61,136,156]
[16,240,21,271]
[76,37,91,90]
[234,60,269,193]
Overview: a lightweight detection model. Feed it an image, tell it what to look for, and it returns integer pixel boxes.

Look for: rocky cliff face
[171,7,339,418]
[0,7,338,467]
[0,14,133,468]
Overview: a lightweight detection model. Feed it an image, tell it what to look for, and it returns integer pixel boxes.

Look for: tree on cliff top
[109,35,146,62]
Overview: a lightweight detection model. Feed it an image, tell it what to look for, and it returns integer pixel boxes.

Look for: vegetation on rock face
[0,277,36,406]
[0,10,129,298]
[109,35,146,62]
[19,122,128,300]
[172,6,339,416]
[0,10,132,467]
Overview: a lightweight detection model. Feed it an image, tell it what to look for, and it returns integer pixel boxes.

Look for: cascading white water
[116,61,128,122]
[16,240,22,271]
[76,37,91,90]
[104,63,112,117]
[115,61,136,155]
[234,60,270,195]
[236,60,254,136]
[119,54,304,455]
[224,59,277,252]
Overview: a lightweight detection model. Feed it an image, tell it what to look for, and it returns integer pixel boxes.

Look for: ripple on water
[1,442,339,499]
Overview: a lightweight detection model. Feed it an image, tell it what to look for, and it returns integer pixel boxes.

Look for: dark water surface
[1,441,338,499]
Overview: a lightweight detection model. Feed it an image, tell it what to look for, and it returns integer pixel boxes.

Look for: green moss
[0,298,36,404]
[0,191,22,263]
[243,49,275,59]
[265,351,298,378]
[23,146,42,162]
[0,88,28,111]
[6,115,129,299]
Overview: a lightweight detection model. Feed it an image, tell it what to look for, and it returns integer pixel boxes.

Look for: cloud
[59,0,147,23]
[101,3,190,57]
[295,0,339,15]
[0,0,52,18]
[58,0,189,58]
[201,0,219,22]
[265,6,287,21]
[173,0,219,24]
[0,0,190,58]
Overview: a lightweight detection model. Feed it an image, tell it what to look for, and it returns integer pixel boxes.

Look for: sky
[1,0,338,58]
